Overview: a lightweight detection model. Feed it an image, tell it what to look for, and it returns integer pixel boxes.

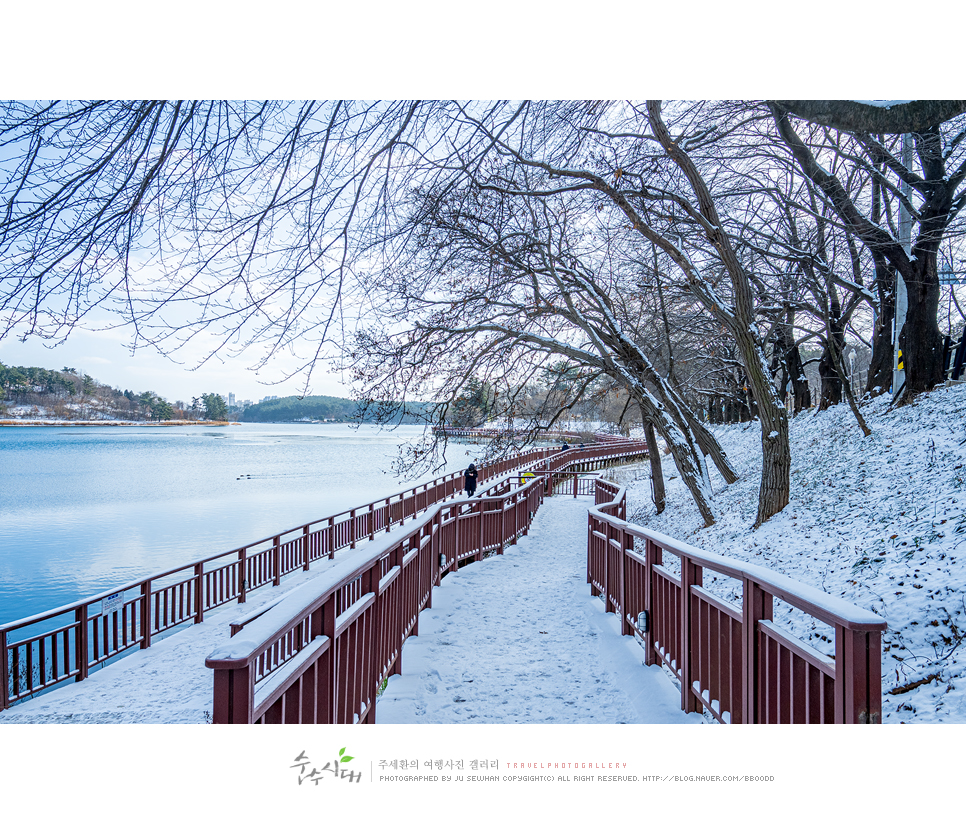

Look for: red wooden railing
[203,444,649,724]
[205,474,549,723]
[1,438,647,712]
[588,480,886,724]
[433,426,630,445]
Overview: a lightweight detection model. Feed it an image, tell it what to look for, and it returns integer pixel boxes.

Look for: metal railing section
[1,438,647,711]
[588,481,886,724]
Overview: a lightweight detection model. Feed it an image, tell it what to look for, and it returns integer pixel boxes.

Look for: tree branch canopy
[772,100,966,134]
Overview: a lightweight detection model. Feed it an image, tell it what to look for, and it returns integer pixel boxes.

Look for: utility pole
[893,133,913,395]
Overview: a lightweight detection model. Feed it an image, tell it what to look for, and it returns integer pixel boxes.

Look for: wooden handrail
[587,480,886,724]
[2,438,647,712]
[205,473,545,722]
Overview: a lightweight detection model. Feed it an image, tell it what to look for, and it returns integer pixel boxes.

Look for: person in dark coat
[464,463,478,496]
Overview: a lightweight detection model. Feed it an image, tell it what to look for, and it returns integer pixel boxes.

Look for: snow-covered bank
[0,419,233,426]
[6,385,963,726]
[621,383,966,724]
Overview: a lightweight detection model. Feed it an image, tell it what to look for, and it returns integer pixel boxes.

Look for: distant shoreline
[0,419,236,427]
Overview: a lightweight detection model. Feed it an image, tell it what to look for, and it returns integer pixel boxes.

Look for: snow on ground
[0,560,344,724]
[6,387,963,726]
[0,495,697,725]
[377,496,699,724]
[621,383,966,724]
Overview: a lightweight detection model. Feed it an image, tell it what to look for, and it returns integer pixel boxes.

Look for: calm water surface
[0,423,473,625]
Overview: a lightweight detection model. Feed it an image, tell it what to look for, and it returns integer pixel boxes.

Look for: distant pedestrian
[561,442,569,451]
[464,463,478,496]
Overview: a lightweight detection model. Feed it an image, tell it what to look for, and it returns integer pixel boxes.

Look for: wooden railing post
[602,523,611,612]
[238,549,248,604]
[303,525,312,568]
[741,579,773,725]
[519,490,528,537]
[272,536,282,586]
[619,529,630,635]
[323,596,338,723]
[327,518,335,559]
[194,562,205,624]
[836,626,882,724]
[453,505,462,568]
[140,579,152,649]
[75,605,89,682]
[478,501,484,557]
[369,503,375,540]
[427,520,438,599]
[212,663,252,724]
[680,556,703,713]
[389,539,404,677]
[362,560,380,724]
[0,629,9,711]
[350,511,357,549]
[643,539,661,666]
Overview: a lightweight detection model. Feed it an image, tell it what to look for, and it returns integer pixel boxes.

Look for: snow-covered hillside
[621,384,966,724]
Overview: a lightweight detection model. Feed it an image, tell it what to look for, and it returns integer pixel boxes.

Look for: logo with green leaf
[339,747,354,764]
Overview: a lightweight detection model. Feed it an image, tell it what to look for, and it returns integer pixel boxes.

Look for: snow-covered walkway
[377,496,700,724]
[0,495,698,725]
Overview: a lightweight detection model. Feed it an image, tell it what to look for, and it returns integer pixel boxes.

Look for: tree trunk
[643,419,666,513]
[758,419,791,526]
[686,408,740,484]
[788,342,811,414]
[818,341,843,409]
[826,326,873,438]
[865,179,896,398]
[735,328,791,527]
[899,254,946,402]
[774,310,811,414]
[770,107,952,405]
[818,284,845,410]
[642,102,791,526]
[637,391,715,526]
[770,330,791,400]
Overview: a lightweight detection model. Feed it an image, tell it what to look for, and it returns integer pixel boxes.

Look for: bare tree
[768,103,966,402]
[5,98,963,527]
[772,101,966,135]
[348,184,735,524]
[0,100,430,378]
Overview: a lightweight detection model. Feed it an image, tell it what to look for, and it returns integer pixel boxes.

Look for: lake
[0,423,474,625]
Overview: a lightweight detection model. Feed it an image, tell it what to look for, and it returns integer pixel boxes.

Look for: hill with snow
[621,383,966,724]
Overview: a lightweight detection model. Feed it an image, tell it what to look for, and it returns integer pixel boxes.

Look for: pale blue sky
[0,326,352,403]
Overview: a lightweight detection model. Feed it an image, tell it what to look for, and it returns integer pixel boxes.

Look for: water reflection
[0,423,473,624]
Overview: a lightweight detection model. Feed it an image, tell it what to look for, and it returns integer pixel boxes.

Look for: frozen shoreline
[0,419,234,427]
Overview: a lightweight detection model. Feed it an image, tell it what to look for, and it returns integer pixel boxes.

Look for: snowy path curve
[377,496,700,724]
